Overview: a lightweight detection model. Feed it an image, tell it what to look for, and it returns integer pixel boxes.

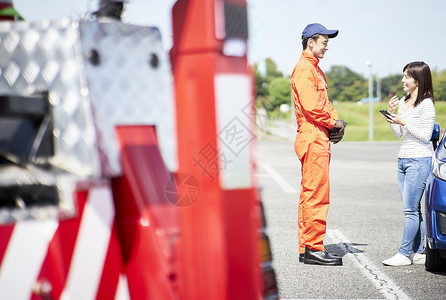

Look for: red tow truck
[0,0,278,299]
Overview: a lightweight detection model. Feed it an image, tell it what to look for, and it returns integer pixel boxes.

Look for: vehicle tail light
[433,158,446,181]
[433,137,446,181]
[259,201,279,300]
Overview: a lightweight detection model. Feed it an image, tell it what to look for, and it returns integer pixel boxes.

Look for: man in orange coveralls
[291,23,346,266]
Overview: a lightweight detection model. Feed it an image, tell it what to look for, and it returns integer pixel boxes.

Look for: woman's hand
[385,114,406,126]
[388,95,399,114]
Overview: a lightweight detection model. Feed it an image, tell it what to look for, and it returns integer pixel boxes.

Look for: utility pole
[366,61,373,142]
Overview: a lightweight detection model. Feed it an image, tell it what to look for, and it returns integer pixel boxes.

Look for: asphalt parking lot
[256,140,446,300]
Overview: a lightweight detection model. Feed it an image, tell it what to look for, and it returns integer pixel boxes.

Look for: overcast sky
[14,0,446,78]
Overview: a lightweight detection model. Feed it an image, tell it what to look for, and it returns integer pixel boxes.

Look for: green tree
[268,77,291,111]
[335,80,368,102]
[380,74,404,99]
[325,65,367,101]
[265,58,283,81]
[253,57,285,110]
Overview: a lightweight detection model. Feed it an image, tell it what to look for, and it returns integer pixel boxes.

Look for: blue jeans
[397,157,432,257]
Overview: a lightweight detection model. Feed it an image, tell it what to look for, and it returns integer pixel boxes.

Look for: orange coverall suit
[291,51,339,254]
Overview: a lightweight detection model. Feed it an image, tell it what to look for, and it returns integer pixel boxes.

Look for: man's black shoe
[299,253,304,262]
[303,247,342,266]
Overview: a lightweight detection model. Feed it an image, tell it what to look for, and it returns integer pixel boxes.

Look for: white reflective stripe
[260,163,298,194]
[0,219,58,300]
[62,187,115,300]
[115,274,131,300]
[214,74,253,189]
[326,229,411,300]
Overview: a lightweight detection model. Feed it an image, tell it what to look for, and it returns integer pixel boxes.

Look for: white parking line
[259,163,298,194]
[326,229,411,300]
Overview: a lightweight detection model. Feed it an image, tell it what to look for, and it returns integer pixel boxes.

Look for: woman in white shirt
[382,61,435,266]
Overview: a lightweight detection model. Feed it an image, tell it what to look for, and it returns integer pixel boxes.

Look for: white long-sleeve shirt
[390,96,435,158]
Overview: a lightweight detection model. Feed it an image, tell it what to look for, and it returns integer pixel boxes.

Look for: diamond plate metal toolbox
[0,19,177,178]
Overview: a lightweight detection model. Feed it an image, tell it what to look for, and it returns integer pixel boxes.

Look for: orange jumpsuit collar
[301,51,319,67]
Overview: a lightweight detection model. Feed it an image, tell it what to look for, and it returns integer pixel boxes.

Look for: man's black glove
[329,119,347,144]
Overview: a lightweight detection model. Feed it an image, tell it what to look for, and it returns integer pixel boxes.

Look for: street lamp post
[366,61,373,142]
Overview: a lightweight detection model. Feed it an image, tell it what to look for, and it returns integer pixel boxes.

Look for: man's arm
[326,100,339,121]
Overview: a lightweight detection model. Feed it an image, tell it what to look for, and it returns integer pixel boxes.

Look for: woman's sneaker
[382,253,412,266]
[410,253,426,265]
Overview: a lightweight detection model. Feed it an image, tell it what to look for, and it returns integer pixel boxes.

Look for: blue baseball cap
[301,23,338,40]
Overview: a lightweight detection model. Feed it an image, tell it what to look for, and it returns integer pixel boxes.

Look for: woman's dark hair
[302,34,320,50]
[403,61,434,107]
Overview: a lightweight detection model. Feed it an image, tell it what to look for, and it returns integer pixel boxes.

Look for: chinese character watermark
[218,117,255,156]
[165,172,200,207]
[192,141,232,182]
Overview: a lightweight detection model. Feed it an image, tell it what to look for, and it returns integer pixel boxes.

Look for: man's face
[309,34,329,59]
